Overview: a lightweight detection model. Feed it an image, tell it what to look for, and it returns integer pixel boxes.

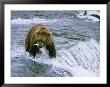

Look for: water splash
[23,39,100,77]
[11,39,100,77]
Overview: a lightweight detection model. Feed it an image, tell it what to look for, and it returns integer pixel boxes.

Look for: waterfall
[26,39,100,77]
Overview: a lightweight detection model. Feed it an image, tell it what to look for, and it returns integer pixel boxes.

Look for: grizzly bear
[25,24,56,58]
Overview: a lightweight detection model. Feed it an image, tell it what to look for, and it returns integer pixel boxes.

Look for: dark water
[11,11,100,77]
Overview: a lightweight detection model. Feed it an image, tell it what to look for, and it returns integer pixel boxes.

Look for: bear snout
[33,42,44,48]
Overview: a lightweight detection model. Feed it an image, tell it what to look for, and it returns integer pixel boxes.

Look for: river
[11,11,100,77]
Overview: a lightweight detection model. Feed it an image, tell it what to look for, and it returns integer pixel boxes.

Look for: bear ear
[49,32,52,36]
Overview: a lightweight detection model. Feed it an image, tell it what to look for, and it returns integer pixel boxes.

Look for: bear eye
[37,32,40,35]
[41,32,47,35]
[48,33,51,36]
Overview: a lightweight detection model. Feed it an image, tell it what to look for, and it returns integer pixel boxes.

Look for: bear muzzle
[33,41,44,48]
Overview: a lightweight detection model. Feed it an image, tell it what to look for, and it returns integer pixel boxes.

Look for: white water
[77,11,100,22]
[12,39,99,77]
[11,18,68,25]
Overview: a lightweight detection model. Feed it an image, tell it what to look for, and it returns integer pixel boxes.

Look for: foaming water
[11,18,69,26]
[12,39,99,77]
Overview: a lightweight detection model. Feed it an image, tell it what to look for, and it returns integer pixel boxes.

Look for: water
[11,11,100,77]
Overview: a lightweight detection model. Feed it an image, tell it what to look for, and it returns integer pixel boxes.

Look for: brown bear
[25,24,56,58]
